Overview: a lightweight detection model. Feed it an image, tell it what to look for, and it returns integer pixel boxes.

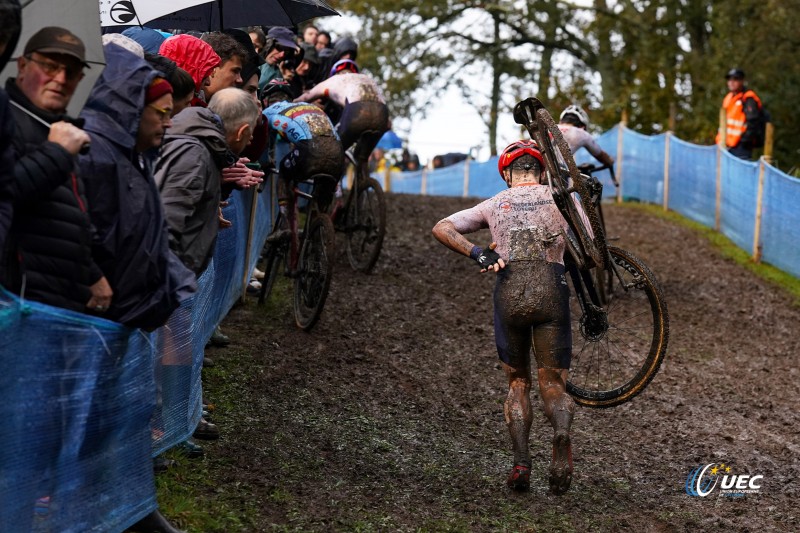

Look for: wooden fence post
[752,157,766,263]
[663,132,671,211]
[384,165,392,192]
[715,107,726,231]
[463,157,471,198]
[240,187,259,303]
[421,167,428,195]
[615,111,627,204]
[763,123,775,164]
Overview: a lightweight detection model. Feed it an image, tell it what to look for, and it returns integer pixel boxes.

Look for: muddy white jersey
[446,184,569,264]
[294,73,385,108]
[558,123,605,159]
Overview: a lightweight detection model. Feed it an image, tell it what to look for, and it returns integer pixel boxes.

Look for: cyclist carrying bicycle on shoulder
[261,79,343,235]
[432,140,578,495]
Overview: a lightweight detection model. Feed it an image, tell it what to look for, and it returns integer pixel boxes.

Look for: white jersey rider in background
[557,105,615,168]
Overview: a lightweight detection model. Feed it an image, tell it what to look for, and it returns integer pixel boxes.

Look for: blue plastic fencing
[761,167,800,276]
[385,125,799,279]
[0,185,274,532]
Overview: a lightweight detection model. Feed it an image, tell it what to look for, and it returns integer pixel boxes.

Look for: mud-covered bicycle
[513,97,669,408]
[257,170,336,331]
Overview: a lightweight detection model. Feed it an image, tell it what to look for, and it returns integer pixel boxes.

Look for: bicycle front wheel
[344,175,386,273]
[566,246,669,408]
[294,214,335,331]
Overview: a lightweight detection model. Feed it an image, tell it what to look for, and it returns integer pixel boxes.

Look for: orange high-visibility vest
[716,89,762,147]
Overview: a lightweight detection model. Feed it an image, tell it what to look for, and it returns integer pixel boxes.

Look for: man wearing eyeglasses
[1,26,113,316]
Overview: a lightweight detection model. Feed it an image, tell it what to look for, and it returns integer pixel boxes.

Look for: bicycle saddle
[513,97,547,126]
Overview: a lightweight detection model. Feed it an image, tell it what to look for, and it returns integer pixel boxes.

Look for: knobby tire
[294,214,335,331]
[566,246,669,408]
[345,175,386,273]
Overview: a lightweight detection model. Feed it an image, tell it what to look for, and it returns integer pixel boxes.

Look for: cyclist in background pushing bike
[558,105,614,168]
[432,140,582,495]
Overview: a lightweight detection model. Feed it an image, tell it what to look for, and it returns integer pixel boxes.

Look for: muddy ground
[196,193,799,532]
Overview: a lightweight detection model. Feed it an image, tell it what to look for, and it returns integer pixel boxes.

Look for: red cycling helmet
[497,140,545,184]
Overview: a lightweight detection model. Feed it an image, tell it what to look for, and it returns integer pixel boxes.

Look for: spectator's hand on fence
[218,206,232,229]
[49,121,91,156]
[223,158,265,189]
[86,276,113,312]
[471,242,505,273]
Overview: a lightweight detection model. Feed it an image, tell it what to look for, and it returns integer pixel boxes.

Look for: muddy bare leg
[502,361,533,490]
[538,368,575,495]
[503,362,533,466]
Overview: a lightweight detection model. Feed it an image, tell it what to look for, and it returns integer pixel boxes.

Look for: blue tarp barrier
[761,167,800,275]
[374,125,799,280]
[666,137,718,227]
[0,184,274,532]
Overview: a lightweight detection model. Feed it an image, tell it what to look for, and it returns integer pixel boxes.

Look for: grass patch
[155,451,257,532]
[627,203,800,305]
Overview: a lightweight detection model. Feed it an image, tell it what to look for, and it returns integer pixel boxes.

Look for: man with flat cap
[716,68,764,160]
[1,26,113,315]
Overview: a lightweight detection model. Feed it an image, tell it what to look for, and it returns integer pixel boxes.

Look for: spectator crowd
[0,5,393,531]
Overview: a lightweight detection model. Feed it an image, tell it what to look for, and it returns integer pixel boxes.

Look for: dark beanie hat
[146,77,173,103]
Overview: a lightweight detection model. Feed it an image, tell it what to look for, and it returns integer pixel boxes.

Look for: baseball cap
[299,43,319,65]
[267,26,298,51]
[24,26,89,67]
[725,68,745,80]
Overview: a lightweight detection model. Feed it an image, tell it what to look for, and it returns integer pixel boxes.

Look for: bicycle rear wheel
[533,109,607,270]
[344,174,386,273]
[294,214,335,331]
[566,246,669,408]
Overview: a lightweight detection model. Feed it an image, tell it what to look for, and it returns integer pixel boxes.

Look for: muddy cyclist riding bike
[295,60,389,273]
[257,80,341,330]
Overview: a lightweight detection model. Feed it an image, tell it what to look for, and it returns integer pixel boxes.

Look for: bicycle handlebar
[577,162,618,187]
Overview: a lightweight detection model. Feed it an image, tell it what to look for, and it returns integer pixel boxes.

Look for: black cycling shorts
[493,261,571,369]
[280,137,343,209]
[337,101,389,160]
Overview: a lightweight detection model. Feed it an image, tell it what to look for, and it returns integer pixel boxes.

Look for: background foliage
[325,0,800,169]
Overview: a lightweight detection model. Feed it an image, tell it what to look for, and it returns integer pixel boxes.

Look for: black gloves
[470,245,502,270]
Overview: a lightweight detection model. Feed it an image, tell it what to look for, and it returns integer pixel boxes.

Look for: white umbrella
[102,0,339,32]
[99,0,215,27]
[0,0,106,117]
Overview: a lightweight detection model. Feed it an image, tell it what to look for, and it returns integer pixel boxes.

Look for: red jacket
[159,35,221,93]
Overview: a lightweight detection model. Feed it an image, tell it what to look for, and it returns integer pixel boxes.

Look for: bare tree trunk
[489,13,501,156]
[593,0,619,111]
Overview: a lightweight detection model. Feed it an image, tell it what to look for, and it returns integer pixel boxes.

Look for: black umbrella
[142,0,339,32]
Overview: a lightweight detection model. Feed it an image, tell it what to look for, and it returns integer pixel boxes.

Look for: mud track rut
[208,193,798,532]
